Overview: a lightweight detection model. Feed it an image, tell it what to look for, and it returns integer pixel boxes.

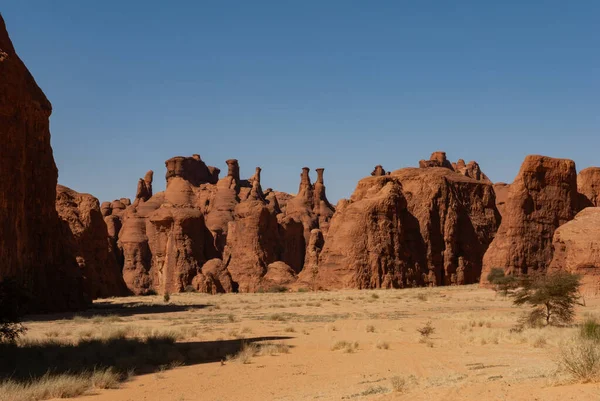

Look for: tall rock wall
[0,15,88,311]
[481,155,579,281]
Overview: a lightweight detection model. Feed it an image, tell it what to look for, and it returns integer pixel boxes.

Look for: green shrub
[511,271,582,326]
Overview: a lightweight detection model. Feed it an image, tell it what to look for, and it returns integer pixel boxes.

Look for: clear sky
[3,1,599,203]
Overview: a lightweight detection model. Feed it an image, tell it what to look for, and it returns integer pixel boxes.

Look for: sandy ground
[20,285,600,401]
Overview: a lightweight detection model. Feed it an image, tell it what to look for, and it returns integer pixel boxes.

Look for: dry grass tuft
[331,340,359,353]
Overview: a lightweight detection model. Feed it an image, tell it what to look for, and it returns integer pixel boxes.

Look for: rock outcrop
[371,165,387,176]
[419,151,455,170]
[493,183,510,217]
[454,160,491,183]
[56,185,128,298]
[419,152,491,183]
[548,208,600,295]
[112,154,338,294]
[481,155,579,281]
[578,167,600,208]
[317,166,500,289]
[0,15,88,311]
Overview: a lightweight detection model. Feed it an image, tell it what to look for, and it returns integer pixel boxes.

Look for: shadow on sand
[1,336,294,382]
[23,300,213,323]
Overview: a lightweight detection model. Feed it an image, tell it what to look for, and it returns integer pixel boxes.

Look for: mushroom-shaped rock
[165,155,220,186]
[419,151,454,170]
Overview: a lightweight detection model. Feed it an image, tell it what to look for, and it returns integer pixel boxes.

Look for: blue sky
[3,1,599,202]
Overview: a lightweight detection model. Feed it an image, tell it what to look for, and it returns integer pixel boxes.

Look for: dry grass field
[2,285,600,401]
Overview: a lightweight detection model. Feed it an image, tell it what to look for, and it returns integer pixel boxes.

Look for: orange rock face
[317,166,500,289]
[548,208,600,295]
[0,16,88,312]
[110,154,336,294]
[56,185,128,298]
[481,155,579,281]
[578,167,600,208]
[493,183,510,217]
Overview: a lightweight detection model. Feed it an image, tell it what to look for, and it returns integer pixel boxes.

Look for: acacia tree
[0,279,27,342]
[510,271,582,326]
[487,268,518,296]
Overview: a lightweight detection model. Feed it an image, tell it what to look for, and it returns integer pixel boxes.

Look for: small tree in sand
[487,268,518,296]
[511,271,582,327]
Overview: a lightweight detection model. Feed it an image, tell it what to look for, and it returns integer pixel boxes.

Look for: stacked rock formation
[56,185,128,298]
[108,154,336,294]
[0,16,88,312]
[481,155,579,281]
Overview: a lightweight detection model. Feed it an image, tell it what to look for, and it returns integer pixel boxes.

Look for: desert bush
[163,292,171,303]
[366,325,376,333]
[376,340,390,350]
[580,317,600,342]
[560,337,600,382]
[487,268,518,295]
[417,321,435,338]
[331,340,359,353]
[183,285,196,293]
[0,279,27,342]
[258,286,288,293]
[511,271,582,327]
[390,376,406,393]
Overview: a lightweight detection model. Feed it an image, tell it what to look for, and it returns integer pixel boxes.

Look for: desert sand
[16,285,600,401]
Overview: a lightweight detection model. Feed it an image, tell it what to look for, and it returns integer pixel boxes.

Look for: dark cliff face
[0,15,89,312]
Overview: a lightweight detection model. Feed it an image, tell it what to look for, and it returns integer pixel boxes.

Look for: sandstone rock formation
[548,208,600,295]
[454,160,491,183]
[56,185,128,298]
[481,155,579,281]
[419,152,491,183]
[317,166,500,289]
[493,183,510,217]
[371,165,387,176]
[108,154,338,294]
[578,167,600,208]
[0,16,88,311]
[419,151,454,170]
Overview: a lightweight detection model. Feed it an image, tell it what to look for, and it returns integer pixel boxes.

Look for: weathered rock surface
[578,167,600,208]
[419,151,454,170]
[56,185,128,298]
[262,262,297,288]
[481,155,579,281]
[0,16,88,311]
[493,183,510,217]
[548,208,600,295]
[454,160,491,183]
[317,167,500,289]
